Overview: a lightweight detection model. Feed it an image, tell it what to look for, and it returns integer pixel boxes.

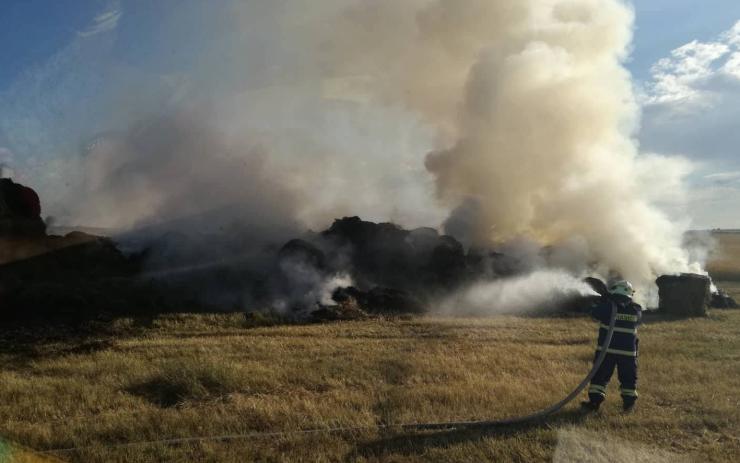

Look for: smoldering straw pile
[6,1,713,316]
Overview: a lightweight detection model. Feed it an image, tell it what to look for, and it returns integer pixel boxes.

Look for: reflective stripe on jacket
[590,294,642,356]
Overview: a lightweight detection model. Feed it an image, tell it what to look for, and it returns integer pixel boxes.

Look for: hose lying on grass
[41,302,617,455]
[405,299,617,430]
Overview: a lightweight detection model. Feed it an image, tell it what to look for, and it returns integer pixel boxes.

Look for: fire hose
[41,301,617,455]
[402,299,617,431]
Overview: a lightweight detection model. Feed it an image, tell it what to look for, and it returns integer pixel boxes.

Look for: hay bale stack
[0,178,45,237]
[656,273,711,317]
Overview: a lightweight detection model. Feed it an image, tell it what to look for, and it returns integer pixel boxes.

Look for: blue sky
[0,0,738,228]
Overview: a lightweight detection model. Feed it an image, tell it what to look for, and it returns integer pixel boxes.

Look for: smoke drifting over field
[24,0,705,309]
[436,270,598,315]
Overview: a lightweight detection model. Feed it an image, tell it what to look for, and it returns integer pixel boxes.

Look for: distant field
[708,231,740,281]
[1,311,738,462]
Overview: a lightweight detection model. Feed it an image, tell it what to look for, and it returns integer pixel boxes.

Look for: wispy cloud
[704,171,740,184]
[78,5,121,38]
[640,20,740,228]
[645,20,740,107]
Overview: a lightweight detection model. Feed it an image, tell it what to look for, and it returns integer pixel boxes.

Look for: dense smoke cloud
[72,112,299,234]
[14,0,706,308]
[316,0,703,291]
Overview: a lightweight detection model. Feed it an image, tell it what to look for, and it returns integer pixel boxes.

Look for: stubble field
[0,231,738,462]
[1,303,739,462]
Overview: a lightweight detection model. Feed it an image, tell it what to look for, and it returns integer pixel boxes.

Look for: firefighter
[581,280,642,413]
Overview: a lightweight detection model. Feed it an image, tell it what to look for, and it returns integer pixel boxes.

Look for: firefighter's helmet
[609,280,635,298]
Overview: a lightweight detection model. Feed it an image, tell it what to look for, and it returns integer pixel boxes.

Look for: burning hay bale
[332,286,425,315]
[656,274,711,317]
[310,297,368,323]
[257,216,468,317]
[711,289,738,309]
[311,285,423,323]
[320,216,470,293]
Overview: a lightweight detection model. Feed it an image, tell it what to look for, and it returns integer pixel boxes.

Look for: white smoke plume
[69,112,299,234]
[23,0,704,308]
[318,0,703,290]
[436,270,598,315]
[273,255,354,312]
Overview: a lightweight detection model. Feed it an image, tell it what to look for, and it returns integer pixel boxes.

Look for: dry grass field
[708,231,740,281]
[1,295,739,462]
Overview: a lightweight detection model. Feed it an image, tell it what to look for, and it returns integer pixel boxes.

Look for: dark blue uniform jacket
[590,294,642,357]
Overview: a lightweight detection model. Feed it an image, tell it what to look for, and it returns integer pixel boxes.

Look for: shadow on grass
[0,322,124,369]
[126,360,243,408]
[350,410,588,460]
[126,378,192,408]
